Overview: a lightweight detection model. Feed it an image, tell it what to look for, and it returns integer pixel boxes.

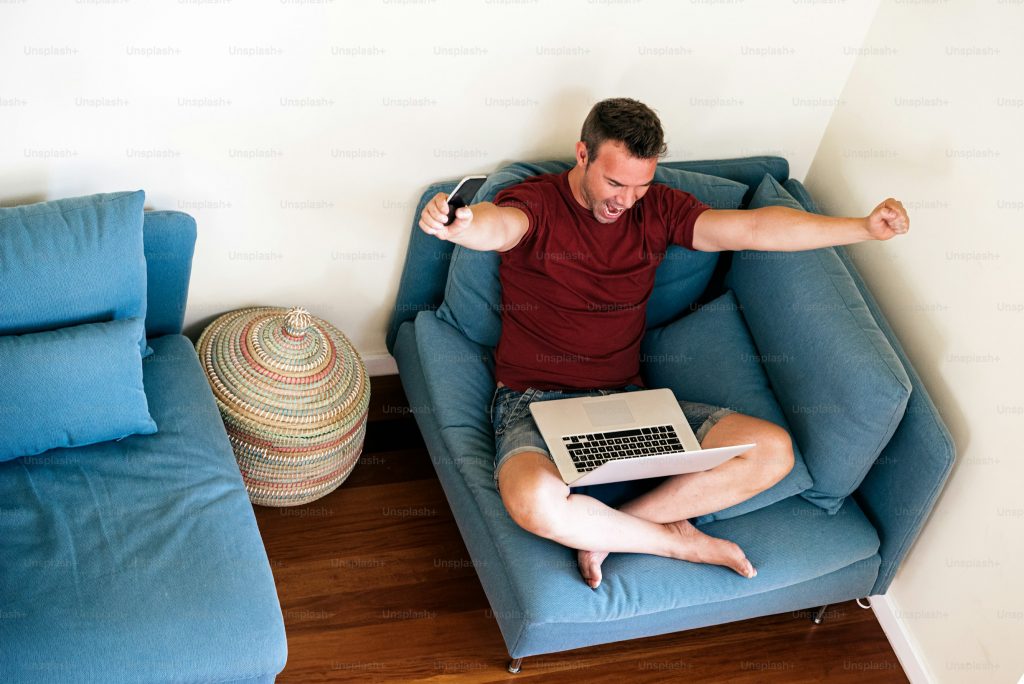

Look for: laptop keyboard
[561,425,684,472]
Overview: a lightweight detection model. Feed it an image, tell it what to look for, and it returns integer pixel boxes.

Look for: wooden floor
[253,375,907,683]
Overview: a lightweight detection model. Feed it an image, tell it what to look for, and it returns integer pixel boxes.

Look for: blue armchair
[385,155,955,671]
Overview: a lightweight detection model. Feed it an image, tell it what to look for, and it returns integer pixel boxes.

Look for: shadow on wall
[0,192,48,208]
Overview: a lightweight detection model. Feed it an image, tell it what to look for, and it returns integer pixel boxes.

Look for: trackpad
[583,399,635,427]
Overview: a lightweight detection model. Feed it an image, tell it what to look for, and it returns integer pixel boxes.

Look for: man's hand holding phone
[419,194,473,241]
[418,175,486,242]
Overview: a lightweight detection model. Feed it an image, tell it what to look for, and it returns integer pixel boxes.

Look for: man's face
[576,140,658,224]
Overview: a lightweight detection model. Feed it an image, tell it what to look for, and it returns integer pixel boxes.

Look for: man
[418,98,910,589]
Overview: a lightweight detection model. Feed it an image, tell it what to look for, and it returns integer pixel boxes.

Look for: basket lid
[196,306,368,431]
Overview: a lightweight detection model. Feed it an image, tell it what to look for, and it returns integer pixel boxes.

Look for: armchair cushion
[0,318,156,461]
[436,162,747,348]
[641,290,813,523]
[728,175,913,514]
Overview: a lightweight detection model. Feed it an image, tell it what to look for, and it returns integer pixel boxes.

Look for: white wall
[806,1,1023,682]
[0,0,878,369]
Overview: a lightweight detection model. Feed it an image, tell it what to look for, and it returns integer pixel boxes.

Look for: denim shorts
[489,383,736,491]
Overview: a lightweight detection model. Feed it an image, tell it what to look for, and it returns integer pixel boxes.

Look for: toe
[577,551,604,589]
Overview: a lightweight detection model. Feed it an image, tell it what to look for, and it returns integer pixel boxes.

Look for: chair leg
[812,604,829,625]
[507,657,523,673]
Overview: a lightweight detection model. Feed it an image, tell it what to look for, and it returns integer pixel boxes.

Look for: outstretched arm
[419,193,529,252]
[691,198,910,252]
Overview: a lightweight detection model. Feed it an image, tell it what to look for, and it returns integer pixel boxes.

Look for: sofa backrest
[385,155,791,354]
[143,210,196,338]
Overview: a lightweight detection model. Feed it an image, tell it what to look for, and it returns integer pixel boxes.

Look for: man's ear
[575,141,588,167]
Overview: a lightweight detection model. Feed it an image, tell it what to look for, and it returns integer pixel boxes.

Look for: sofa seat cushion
[0,335,286,684]
[640,290,813,523]
[436,161,747,348]
[411,312,879,622]
[505,493,879,625]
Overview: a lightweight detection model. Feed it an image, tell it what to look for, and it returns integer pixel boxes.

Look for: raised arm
[691,198,910,252]
[419,194,529,253]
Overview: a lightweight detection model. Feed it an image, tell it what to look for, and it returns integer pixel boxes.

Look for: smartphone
[444,175,487,226]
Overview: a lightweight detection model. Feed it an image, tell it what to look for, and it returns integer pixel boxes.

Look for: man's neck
[566,166,589,209]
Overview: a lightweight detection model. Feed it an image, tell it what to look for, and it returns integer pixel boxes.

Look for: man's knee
[711,414,794,492]
[750,423,795,490]
[498,452,569,537]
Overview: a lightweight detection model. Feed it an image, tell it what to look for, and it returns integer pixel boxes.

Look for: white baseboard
[870,594,935,683]
[362,352,398,377]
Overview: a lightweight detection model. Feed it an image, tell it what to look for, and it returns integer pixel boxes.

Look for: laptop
[530,388,756,487]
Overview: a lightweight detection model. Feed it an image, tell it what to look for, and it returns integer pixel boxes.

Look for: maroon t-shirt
[493,171,710,392]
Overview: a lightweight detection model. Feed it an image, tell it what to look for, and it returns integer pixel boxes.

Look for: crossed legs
[496,413,795,588]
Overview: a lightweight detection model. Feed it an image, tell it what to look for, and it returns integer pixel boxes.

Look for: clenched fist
[866,198,910,241]
[419,192,473,242]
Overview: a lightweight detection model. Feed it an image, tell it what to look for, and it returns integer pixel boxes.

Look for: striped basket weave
[196,306,370,507]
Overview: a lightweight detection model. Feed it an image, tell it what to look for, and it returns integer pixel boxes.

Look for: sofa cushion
[0,190,150,356]
[0,334,286,683]
[0,318,156,461]
[435,161,568,349]
[436,162,747,347]
[727,175,913,513]
[640,290,814,523]
[645,166,746,329]
[507,493,878,625]
[748,172,805,210]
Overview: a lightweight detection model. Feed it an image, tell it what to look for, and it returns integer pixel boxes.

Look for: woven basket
[196,306,370,507]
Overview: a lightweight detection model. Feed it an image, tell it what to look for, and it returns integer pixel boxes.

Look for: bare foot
[664,520,757,578]
[577,549,609,589]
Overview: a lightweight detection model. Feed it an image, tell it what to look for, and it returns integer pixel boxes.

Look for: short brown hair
[580,98,667,162]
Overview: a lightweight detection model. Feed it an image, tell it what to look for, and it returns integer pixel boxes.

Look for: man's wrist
[857,216,874,242]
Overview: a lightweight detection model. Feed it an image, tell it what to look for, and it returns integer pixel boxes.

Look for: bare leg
[497,451,756,583]
[577,414,794,588]
[616,414,794,522]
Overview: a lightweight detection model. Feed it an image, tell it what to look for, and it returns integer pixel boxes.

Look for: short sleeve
[494,179,545,253]
[657,186,712,251]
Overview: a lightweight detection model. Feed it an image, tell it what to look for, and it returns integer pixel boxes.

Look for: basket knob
[285,307,312,337]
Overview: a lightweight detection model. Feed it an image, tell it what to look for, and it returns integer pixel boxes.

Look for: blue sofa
[0,209,288,682]
[386,155,955,670]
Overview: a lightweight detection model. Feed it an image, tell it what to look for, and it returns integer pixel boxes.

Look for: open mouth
[602,203,624,220]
